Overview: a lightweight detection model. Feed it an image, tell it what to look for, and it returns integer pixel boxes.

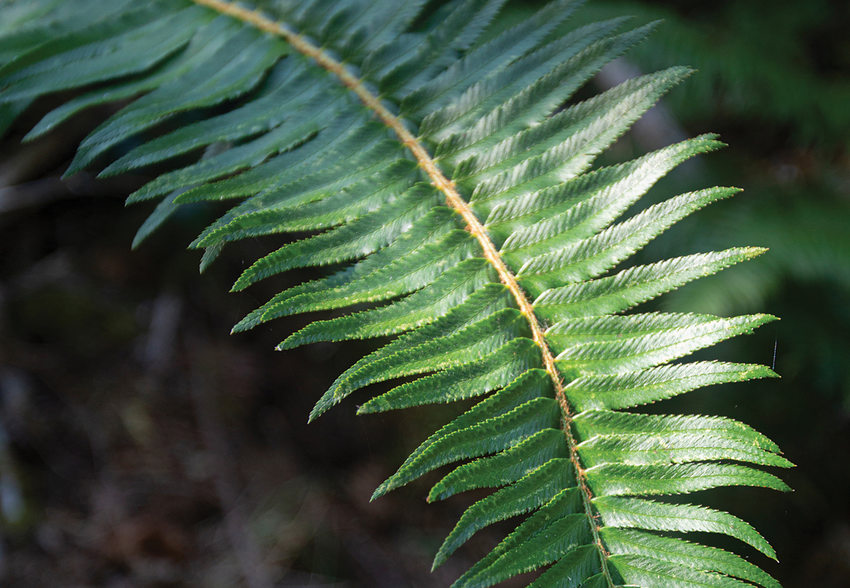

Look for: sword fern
[0,1,790,585]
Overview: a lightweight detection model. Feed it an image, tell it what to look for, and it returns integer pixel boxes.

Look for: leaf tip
[130,234,145,251]
[308,396,333,423]
[60,166,80,180]
[98,162,121,178]
[355,401,376,415]
[231,271,254,292]
[427,485,448,503]
[370,482,391,502]
[431,548,449,571]
[22,126,46,143]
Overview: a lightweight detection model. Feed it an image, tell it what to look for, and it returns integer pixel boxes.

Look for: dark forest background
[1,0,848,586]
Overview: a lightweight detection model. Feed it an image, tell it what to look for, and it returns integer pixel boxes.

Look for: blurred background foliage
[1,0,848,586]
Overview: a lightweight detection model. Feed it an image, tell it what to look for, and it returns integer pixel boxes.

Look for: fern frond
[0,1,789,586]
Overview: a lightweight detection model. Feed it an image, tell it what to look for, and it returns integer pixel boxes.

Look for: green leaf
[459,513,590,587]
[533,248,767,323]
[230,185,445,291]
[490,134,724,252]
[429,427,567,501]
[526,545,600,587]
[332,308,527,399]
[564,361,778,411]
[594,496,777,559]
[601,528,781,588]
[367,368,552,491]
[374,396,559,499]
[357,337,539,413]
[279,257,496,349]
[586,462,790,496]
[0,3,196,102]
[608,554,752,588]
[309,283,514,419]
[23,14,242,140]
[2,1,788,585]
[67,27,286,174]
[574,410,783,454]
[438,468,579,570]
[578,431,793,468]
[547,312,775,372]
[516,187,739,294]
[449,487,586,583]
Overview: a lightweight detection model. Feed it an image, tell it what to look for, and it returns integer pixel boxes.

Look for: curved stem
[192,0,614,583]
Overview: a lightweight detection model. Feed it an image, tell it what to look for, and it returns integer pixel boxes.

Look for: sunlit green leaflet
[0,0,790,586]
